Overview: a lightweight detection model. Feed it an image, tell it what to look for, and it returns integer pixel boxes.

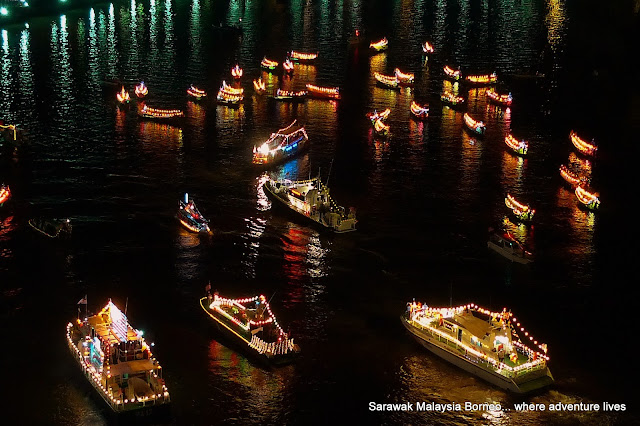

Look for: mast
[326,159,334,187]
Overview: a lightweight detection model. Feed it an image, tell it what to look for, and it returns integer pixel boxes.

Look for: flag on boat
[77,295,87,305]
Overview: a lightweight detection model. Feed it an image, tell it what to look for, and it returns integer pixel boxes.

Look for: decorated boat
[575,186,600,210]
[373,119,390,137]
[283,59,294,74]
[0,183,10,206]
[505,134,528,156]
[231,64,243,79]
[28,217,72,238]
[394,68,414,85]
[261,57,279,71]
[487,88,512,106]
[253,78,266,95]
[252,120,309,166]
[366,108,391,124]
[374,72,400,90]
[177,193,211,234]
[487,231,533,264]
[263,174,357,233]
[116,86,130,104]
[441,90,465,107]
[289,50,318,62]
[422,41,434,54]
[505,194,535,222]
[272,89,307,102]
[138,105,185,120]
[217,80,244,106]
[134,82,148,98]
[66,300,170,415]
[559,164,587,188]
[305,84,341,100]
[570,131,597,157]
[410,101,429,120]
[187,85,207,100]
[401,302,553,393]
[463,113,486,135]
[369,37,388,52]
[443,65,462,81]
[465,72,498,85]
[200,291,301,365]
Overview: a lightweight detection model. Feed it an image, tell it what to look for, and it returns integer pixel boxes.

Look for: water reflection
[1,29,12,120]
[18,28,35,123]
[500,151,527,192]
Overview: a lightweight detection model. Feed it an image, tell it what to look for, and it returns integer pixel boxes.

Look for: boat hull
[401,317,553,394]
[487,241,532,264]
[253,137,309,167]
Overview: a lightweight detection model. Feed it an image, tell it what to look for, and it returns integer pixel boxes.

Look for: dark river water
[1,0,637,424]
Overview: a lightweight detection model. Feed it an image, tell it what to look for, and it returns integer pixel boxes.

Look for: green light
[0,7,9,16]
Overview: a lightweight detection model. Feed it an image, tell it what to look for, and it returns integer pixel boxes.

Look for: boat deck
[110,359,161,376]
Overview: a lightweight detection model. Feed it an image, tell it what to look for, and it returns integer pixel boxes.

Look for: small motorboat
[177,193,211,234]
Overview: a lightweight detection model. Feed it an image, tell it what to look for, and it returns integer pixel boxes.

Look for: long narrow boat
[374,72,400,90]
[283,59,295,74]
[67,300,170,416]
[217,80,244,106]
[465,72,498,85]
[134,82,148,98]
[305,84,341,100]
[487,88,512,106]
[505,134,528,156]
[575,186,600,210]
[394,68,414,85]
[253,78,266,95]
[138,105,185,121]
[487,231,533,264]
[261,57,279,71]
[505,194,535,222]
[570,131,597,157]
[116,86,130,104]
[401,302,553,393]
[263,174,357,233]
[443,65,462,81]
[559,164,586,188]
[177,193,211,234]
[271,89,307,102]
[0,183,10,206]
[28,218,72,238]
[289,50,318,62]
[187,85,207,100]
[440,90,465,107]
[200,292,300,365]
[369,37,388,52]
[366,108,391,124]
[410,101,429,120]
[231,64,243,80]
[422,41,434,54]
[253,120,309,166]
[463,113,486,135]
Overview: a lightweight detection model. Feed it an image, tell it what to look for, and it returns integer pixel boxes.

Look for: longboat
[263,174,357,233]
[261,57,279,72]
[187,85,207,100]
[410,101,429,120]
[422,41,434,54]
[463,113,486,136]
[200,292,301,366]
[305,84,341,100]
[443,65,462,81]
[394,68,414,85]
[401,302,553,394]
[28,217,72,238]
[440,90,465,107]
[116,86,130,105]
[575,186,600,210]
[369,37,388,52]
[253,78,266,95]
[289,51,318,62]
[138,105,185,121]
[177,193,211,234]
[217,80,244,106]
[0,183,10,206]
[487,88,512,106]
[505,194,535,222]
[505,134,528,156]
[570,131,597,157]
[66,300,170,416]
[135,82,148,98]
[366,108,391,124]
[374,72,400,90]
[465,72,498,85]
[559,165,586,188]
[271,89,307,102]
[231,64,243,80]
[373,119,390,138]
[487,231,533,264]
[253,120,309,166]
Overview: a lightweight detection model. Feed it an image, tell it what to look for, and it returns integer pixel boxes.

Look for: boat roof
[88,301,140,344]
[450,311,496,339]
[274,120,304,136]
[109,359,160,377]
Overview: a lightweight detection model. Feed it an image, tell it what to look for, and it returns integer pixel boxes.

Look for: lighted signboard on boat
[109,302,129,342]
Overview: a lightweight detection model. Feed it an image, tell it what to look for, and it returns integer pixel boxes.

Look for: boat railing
[248,334,296,356]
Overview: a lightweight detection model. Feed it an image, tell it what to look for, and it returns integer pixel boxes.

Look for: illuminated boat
[505,194,535,222]
[187,85,207,100]
[66,300,170,414]
[116,86,130,104]
[463,113,486,135]
[443,65,462,81]
[575,186,600,210]
[505,134,528,156]
[366,108,391,124]
[283,59,294,74]
[177,193,211,234]
[422,41,434,54]
[263,174,357,233]
[253,78,266,95]
[401,302,553,393]
[0,183,10,206]
[410,101,429,120]
[487,231,533,264]
[217,80,244,106]
[305,84,341,100]
[261,57,279,71]
[374,72,400,90]
[373,119,390,137]
[440,90,465,107]
[289,50,318,62]
[252,120,309,166]
[465,72,498,85]
[570,131,597,157]
[559,165,586,188]
[369,37,388,52]
[138,105,185,120]
[394,68,414,85]
[271,88,307,102]
[231,64,243,79]
[28,217,72,238]
[200,291,301,365]
[134,82,148,98]
[487,88,512,106]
